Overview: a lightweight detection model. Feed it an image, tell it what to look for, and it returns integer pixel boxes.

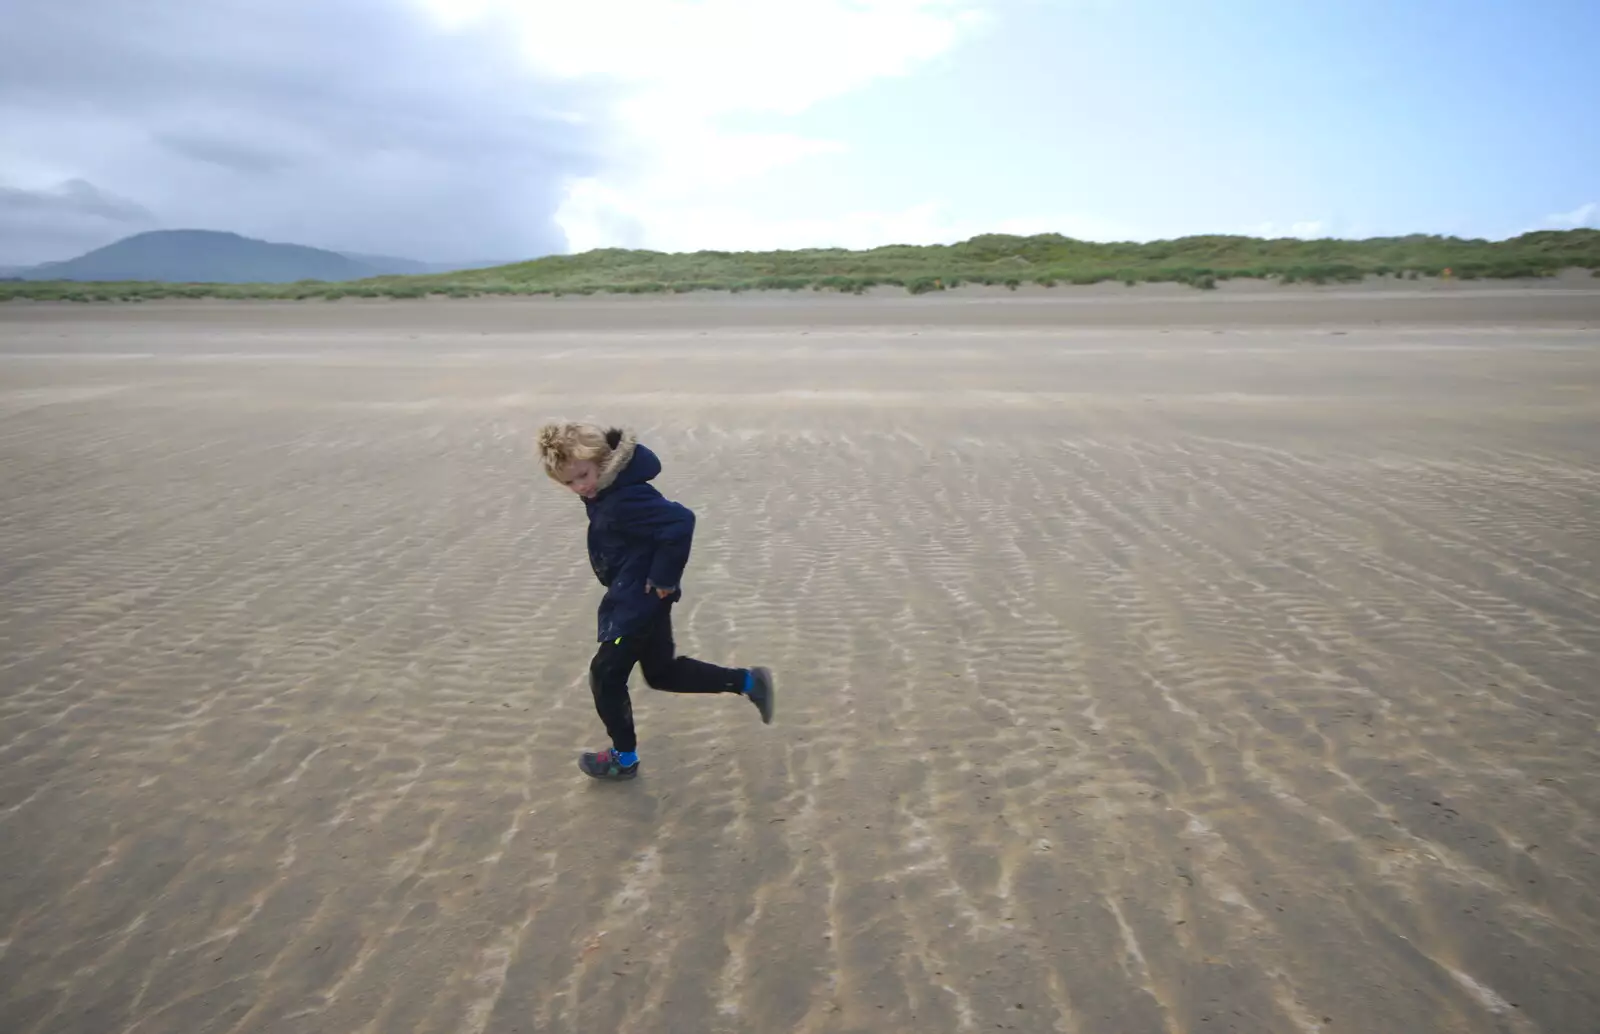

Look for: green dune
[6,229,1598,302]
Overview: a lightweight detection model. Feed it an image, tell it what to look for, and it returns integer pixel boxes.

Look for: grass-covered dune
[6,229,1598,302]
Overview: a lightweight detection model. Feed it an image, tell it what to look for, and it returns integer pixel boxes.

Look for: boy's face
[558,459,600,499]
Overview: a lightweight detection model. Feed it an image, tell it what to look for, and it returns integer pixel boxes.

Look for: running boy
[536,421,775,780]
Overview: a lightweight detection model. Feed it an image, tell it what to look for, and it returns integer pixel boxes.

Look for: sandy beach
[2,283,1599,1034]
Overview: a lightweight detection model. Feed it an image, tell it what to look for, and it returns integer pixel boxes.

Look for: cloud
[1541,202,1597,230]
[156,134,297,176]
[0,180,159,265]
[1239,220,1330,240]
[419,0,991,254]
[552,194,1143,255]
[432,0,987,117]
[0,0,608,265]
[0,180,155,224]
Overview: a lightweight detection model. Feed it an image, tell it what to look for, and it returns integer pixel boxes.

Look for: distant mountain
[12,230,516,284]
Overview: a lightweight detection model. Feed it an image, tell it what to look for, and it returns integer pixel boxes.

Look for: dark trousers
[589,604,747,753]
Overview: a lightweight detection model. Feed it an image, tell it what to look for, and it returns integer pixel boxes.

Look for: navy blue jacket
[582,435,694,643]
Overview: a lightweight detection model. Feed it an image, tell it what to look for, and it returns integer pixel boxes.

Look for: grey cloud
[0,0,613,266]
[0,180,159,265]
[156,134,295,176]
[0,180,155,223]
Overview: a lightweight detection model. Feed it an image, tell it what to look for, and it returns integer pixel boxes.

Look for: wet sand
[2,286,1599,1033]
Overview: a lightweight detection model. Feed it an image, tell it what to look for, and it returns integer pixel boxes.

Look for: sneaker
[578,748,639,780]
[746,666,776,724]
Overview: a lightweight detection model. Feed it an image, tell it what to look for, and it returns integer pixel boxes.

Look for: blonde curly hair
[535,420,612,480]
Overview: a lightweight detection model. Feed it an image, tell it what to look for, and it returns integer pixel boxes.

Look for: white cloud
[1239,220,1329,240]
[414,0,990,253]
[415,2,1367,254]
[1542,201,1597,229]
[555,196,1141,255]
[430,0,986,117]
[1512,201,1597,237]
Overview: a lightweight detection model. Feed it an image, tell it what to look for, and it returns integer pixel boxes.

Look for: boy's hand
[646,581,675,598]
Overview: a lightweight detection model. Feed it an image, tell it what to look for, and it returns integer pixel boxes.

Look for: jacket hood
[594,427,660,494]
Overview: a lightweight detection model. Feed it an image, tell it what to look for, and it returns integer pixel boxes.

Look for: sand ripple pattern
[2,308,1599,1034]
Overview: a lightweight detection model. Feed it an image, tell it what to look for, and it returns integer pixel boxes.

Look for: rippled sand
[3,288,1599,1033]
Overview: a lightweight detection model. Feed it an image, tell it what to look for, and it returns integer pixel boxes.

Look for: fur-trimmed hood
[594,427,655,495]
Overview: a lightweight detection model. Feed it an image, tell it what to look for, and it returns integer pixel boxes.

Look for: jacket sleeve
[611,487,695,590]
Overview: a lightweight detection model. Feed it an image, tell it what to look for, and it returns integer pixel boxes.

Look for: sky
[2,0,1596,266]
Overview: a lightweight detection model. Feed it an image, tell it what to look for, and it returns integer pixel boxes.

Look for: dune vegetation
[5,229,1598,302]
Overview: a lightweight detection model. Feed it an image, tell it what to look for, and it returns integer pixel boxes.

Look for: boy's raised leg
[636,608,745,694]
[745,666,776,724]
[638,608,776,723]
